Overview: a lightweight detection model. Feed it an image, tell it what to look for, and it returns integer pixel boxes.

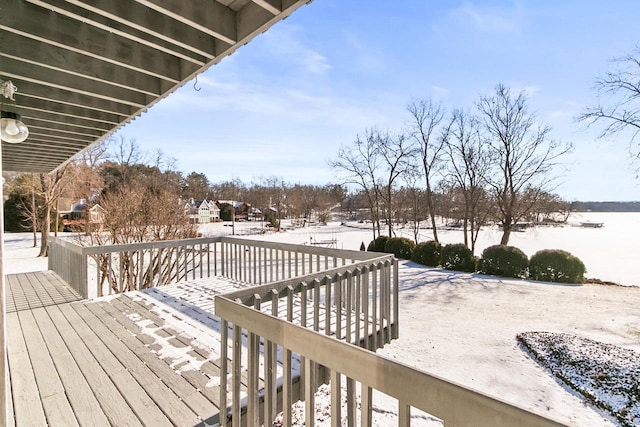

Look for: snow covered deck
[6,271,259,426]
[5,269,386,426]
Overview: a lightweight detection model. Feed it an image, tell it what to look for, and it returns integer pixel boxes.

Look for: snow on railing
[215,274,567,427]
[47,236,385,299]
[215,255,399,426]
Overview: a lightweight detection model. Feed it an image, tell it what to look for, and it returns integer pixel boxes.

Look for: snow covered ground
[3,212,640,425]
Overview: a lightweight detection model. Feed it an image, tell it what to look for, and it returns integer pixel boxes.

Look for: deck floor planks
[30,306,111,427]
[6,311,47,427]
[16,307,79,427]
[7,270,380,426]
[44,304,145,427]
[56,302,176,427]
[70,302,203,427]
[82,299,218,422]
[108,295,230,407]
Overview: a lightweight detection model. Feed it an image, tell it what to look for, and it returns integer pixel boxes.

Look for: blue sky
[120,1,640,201]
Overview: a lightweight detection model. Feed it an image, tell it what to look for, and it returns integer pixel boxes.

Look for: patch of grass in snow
[517,331,640,426]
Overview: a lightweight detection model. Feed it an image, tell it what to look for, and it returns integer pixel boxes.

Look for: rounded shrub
[481,245,529,278]
[441,243,476,272]
[529,249,586,284]
[367,235,390,253]
[384,237,416,259]
[411,240,442,267]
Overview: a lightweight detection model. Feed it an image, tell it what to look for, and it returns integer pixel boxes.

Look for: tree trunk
[387,186,393,237]
[31,188,37,247]
[500,223,512,245]
[38,205,50,257]
[425,176,439,243]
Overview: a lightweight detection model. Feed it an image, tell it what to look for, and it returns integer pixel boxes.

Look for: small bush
[441,243,476,272]
[481,245,529,278]
[529,249,586,284]
[367,235,390,253]
[411,240,442,267]
[384,237,416,259]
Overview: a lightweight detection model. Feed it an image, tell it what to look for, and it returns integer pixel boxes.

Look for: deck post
[0,144,7,427]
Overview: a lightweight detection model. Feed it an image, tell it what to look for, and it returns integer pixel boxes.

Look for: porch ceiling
[0,0,311,172]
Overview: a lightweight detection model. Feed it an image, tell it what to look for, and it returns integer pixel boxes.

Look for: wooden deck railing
[215,287,568,427]
[48,236,384,299]
[215,254,399,427]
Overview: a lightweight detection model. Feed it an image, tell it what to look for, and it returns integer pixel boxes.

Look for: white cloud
[431,85,451,99]
[453,1,524,36]
[258,24,332,76]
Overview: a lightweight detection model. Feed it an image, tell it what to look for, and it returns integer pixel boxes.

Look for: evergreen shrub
[481,245,529,278]
[411,240,442,267]
[367,235,390,253]
[384,237,416,259]
[441,243,476,272]
[529,249,586,284]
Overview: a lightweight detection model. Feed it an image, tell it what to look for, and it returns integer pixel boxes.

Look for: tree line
[331,83,573,252]
[3,137,345,255]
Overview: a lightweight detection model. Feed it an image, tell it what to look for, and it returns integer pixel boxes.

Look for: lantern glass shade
[1,111,29,143]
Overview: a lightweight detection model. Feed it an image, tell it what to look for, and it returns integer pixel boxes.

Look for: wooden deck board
[30,307,111,427]
[6,270,377,426]
[6,311,47,427]
[71,301,204,426]
[43,304,144,427]
[108,295,230,408]
[57,303,174,427]
[92,299,221,417]
[17,308,79,426]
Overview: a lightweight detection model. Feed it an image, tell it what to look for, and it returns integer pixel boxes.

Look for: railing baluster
[398,402,411,427]
[355,270,361,345]
[252,246,257,284]
[232,321,242,427]
[346,378,356,427]
[265,289,278,426]
[331,370,341,427]
[371,264,378,350]
[269,248,274,282]
[247,295,261,426]
[220,319,228,427]
[361,382,372,427]
[313,279,320,332]
[325,275,332,335]
[283,286,294,427]
[300,282,308,402]
[362,266,370,350]
[379,262,385,344]
[393,259,399,339]
[346,271,352,343]
[304,357,315,427]
[335,273,342,340]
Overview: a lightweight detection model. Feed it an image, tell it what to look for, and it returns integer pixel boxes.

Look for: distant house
[215,200,254,221]
[184,198,220,224]
[59,198,104,231]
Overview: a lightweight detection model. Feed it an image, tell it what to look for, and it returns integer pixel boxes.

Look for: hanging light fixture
[0,80,29,144]
[1,111,29,144]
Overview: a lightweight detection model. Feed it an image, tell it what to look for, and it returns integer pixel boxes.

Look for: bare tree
[477,84,572,245]
[407,99,446,242]
[579,47,640,176]
[442,108,493,254]
[330,129,383,239]
[36,169,68,256]
[376,131,417,236]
